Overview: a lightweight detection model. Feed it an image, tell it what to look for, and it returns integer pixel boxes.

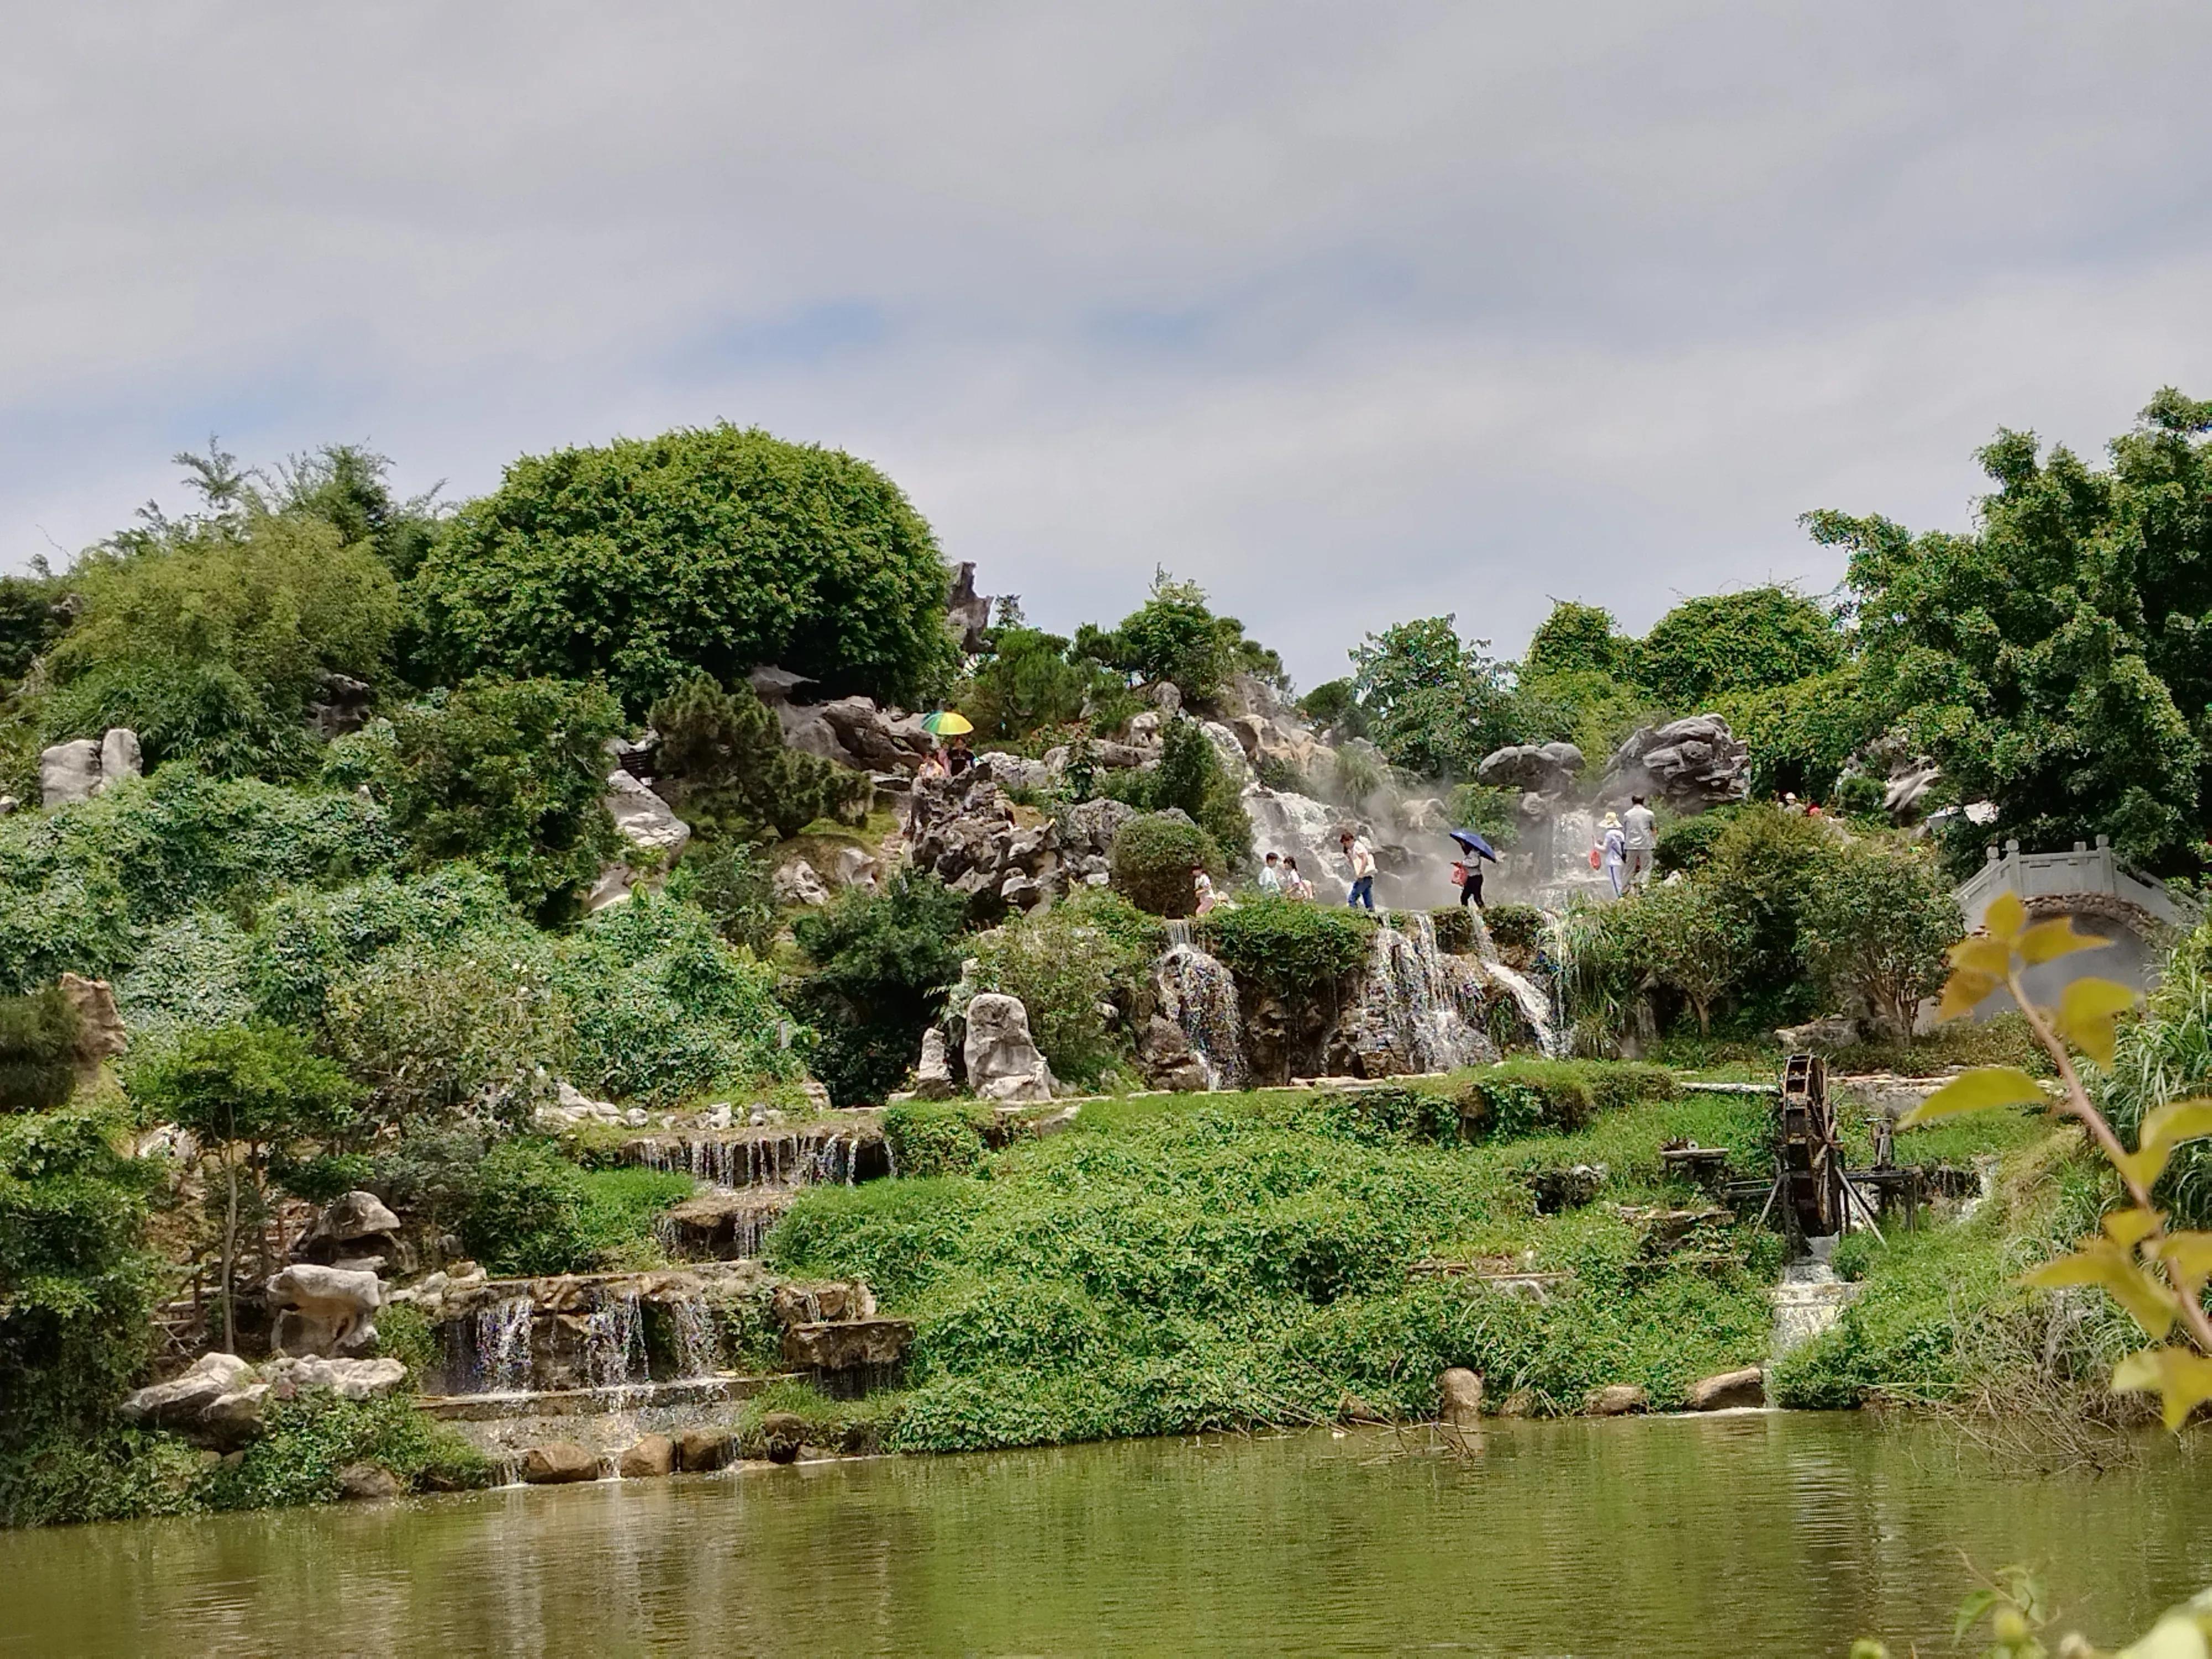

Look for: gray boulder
[820,696,928,771]
[1686,1367,1766,1411]
[962,993,1056,1102]
[59,973,127,1065]
[266,1264,382,1358]
[772,858,832,908]
[604,770,690,864]
[121,1352,256,1434]
[1438,1367,1484,1429]
[262,1355,408,1401]
[1477,741,1585,797]
[522,1442,601,1484]
[946,562,993,654]
[98,727,143,790]
[38,739,102,807]
[1599,717,1749,813]
[912,1027,957,1100]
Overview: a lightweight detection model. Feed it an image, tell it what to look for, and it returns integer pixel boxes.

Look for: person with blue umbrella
[1448,828,1497,908]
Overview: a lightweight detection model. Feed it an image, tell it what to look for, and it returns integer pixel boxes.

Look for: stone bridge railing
[1953,835,2201,937]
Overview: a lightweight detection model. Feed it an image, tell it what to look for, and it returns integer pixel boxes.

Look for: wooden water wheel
[1775,1053,1848,1244]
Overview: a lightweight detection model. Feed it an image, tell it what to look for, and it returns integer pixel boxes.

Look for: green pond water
[5,1412,2209,1657]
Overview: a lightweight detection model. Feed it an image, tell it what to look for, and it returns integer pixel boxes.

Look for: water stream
[1155,941,1245,1089]
[9,1417,2208,1657]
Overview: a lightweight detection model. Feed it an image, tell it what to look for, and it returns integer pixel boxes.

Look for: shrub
[463,1141,691,1276]
[1653,805,1741,875]
[1109,811,1223,917]
[0,986,82,1113]
[1457,1059,1677,1139]
[1069,569,1281,705]
[649,672,868,842]
[1699,803,1838,997]
[1201,898,1370,1001]
[415,423,958,713]
[1798,837,1960,1035]
[40,515,401,777]
[962,626,1101,743]
[665,839,779,958]
[882,1102,988,1178]
[1482,904,1547,959]
[792,874,969,1107]
[116,909,254,1053]
[1619,879,1752,1035]
[374,677,624,921]
[199,1392,492,1510]
[1828,769,1888,820]
[1632,586,1843,706]
[2101,926,2212,1229]
[967,892,1158,1084]
[1103,717,1251,862]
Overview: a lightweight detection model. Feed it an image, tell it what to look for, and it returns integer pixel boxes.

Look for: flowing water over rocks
[1345,913,1493,1076]
[1155,941,1246,1090]
[624,1122,885,1191]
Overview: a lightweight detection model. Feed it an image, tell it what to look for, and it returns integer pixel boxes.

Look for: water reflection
[4,1413,2208,1657]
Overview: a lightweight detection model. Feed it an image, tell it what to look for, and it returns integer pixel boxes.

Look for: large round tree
[414,424,958,713]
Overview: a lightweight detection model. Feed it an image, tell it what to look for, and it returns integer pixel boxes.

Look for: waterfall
[669,1296,721,1379]
[585,1291,646,1390]
[471,1296,534,1395]
[1156,942,1246,1090]
[1360,913,1489,1074]
[1464,906,1500,963]
[1771,1252,1858,1357]
[1164,919,1193,947]
[632,1126,865,1191]
[1473,959,1566,1058]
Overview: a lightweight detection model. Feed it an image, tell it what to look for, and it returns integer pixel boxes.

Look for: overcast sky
[6,3,2210,689]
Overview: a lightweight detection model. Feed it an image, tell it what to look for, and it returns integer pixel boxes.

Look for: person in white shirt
[1192,865,1219,916]
[1280,857,1311,900]
[1258,852,1284,895]
[1340,830,1377,910]
[1623,795,1657,889]
[1599,812,1628,899]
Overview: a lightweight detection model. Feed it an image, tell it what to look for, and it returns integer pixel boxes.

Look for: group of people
[912,737,974,783]
[1595,794,1657,898]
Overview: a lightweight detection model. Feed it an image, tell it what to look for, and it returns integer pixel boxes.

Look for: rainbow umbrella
[920,710,974,737]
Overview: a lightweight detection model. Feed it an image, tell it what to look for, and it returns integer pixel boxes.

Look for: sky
[6,3,2211,691]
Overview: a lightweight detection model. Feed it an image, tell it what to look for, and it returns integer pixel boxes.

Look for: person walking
[1623,795,1656,890]
[1192,864,1219,916]
[1280,856,1311,900]
[1342,830,1377,910]
[1258,852,1285,895]
[1453,854,1485,909]
[1599,811,1627,899]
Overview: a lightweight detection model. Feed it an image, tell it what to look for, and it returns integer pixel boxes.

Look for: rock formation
[121,1350,405,1448]
[1598,716,1750,813]
[589,769,691,911]
[961,992,1056,1102]
[906,773,1057,915]
[39,727,142,807]
[1477,741,1585,797]
[267,1263,383,1358]
[946,562,993,654]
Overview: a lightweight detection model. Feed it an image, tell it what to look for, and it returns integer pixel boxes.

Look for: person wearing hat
[1599,811,1628,899]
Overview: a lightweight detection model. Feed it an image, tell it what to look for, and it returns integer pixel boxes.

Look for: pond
[5,1412,2209,1657]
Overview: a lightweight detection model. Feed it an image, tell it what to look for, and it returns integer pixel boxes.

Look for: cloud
[3,2,2209,686]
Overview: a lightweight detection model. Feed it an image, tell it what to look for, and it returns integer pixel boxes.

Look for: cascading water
[1472,959,1566,1058]
[1359,913,1489,1074]
[585,1292,646,1391]
[668,1296,721,1379]
[1155,942,1246,1090]
[471,1296,534,1394]
[635,1129,863,1190]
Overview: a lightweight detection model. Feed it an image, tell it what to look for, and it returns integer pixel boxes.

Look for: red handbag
[1588,846,1602,870]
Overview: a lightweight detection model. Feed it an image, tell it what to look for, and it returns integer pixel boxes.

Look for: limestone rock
[1061,797,1136,861]
[972,750,1054,795]
[771,1281,876,1326]
[1438,1368,1484,1429]
[913,1027,957,1099]
[820,696,928,772]
[97,727,143,791]
[773,858,832,908]
[962,993,1055,1102]
[1477,742,1585,797]
[946,562,993,654]
[1136,1016,1210,1093]
[307,1191,401,1249]
[1686,1367,1765,1411]
[58,972,127,1063]
[831,843,880,890]
[1200,721,1255,789]
[777,702,859,768]
[309,674,374,740]
[39,739,102,808]
[618,1434,675,1478]
[338,1462,403,1500]
[522,1442,602,1484]
[1584,1384,1650,1416]
[262,1355,408,1401]
[266,1263,382,1358]
[604,769,690,864]
[1599,717,1749,813]
[121,1352,256,1432]
[1776,1015,1859,1051]
[749,666,817,705]
[781,1317,915,1371]
[1151,681,1182,716]
[758,1410,807,1464]
[676,1427,739,1473]
[198,1383,271,1447]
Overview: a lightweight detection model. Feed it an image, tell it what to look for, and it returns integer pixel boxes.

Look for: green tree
[415,424,958,714]
[649,672,869,842]
[1623,878,1751,1035]
[1798,838,1960,1037]
[1712,664,1883,802]
[791,874,969,1107]
[1525,601,1630,677]
[0,987,82,1114]
[374,678,624,922]
[1813,390,2212,870]
[267,444,446,581]
[1072,569,1285,703]
[41,515,401,777]
[0,576,67,686]
[1140,716,1251,860]
[1108,810,1224,917]
[1632,586,1843,707]
[1296,677,1370,740]
[128,1025,359,1351]
[665,839,779,958]
[1350,616,1516,778]
[961,627,1096,743]
[1697,804,1839,1016]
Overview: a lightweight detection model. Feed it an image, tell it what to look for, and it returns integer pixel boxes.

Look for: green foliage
[1136,716,1251,859]
[199,1392,492,1511]
[961,627,1105,744]
[416,422,958,714]
[882,1102,988,1178]
[0,1106,160,1448]
[1072,569,1282,704]
[463,1140,691,1276]
[43,515,400,778]
[1525,601,1630,678]
[1699,804,1837,1000]
[128,1024,359,1152]
[1653,804,1740,875]
[649,672,868,842]
[665,838,778,958]
[770,1080,1770,1452]
[1634,586,1843,707]
[1108,810,1225,918]
[1815,390,2212,870]
[1798,837,1961,1036]
[1201,897,1370,1001]
[265,442,446,583]
[556,893,803,1103]
[0,1427,206,1529]
[1350,616,1516,779]
[0,987,81,1113]
[1713,664,1881,801]
[1296,677,1369,740]
[1830,771,1888,819]
[1481,904,1547,960]
[2102,923,2212,1229]
[1618,879,1752,1035]
[0,575,67,686]
[967,892,1158,1084]
[1444,782,1521,852]
[374,677,623,921]
[0,766,398,994]
[1457,1060,1678,1140]
[792,873,969,1107]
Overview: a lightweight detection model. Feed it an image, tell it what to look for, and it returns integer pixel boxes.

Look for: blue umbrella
[1449,828,1500,862]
